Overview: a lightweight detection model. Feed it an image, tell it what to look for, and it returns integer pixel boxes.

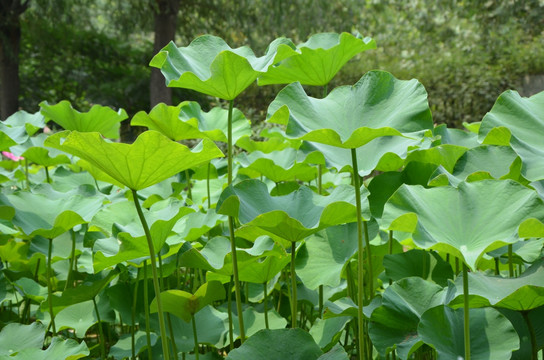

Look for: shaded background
[2,0,544,133]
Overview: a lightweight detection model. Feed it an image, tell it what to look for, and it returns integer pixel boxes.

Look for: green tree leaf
[258,32,376,86]
[40,100,127,139]
[45,130,223,190]
[267,71,432,149]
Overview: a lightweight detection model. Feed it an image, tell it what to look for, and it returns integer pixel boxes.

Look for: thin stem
[93,296,106,360]
[388,231,393,285]
[45,166,51,183]
[508,245,514,277]
[191,315,200,360]
[463,263,471,360]
[227,276,234,350]
[131,189,170,360]
[263,282,269,329]
[290,242,298,329]
[206,162,211,209]
[131,268,141,360]
[185,169,192,201]
[350,148,365,360]
[46,238,56,335]
[143,262,153,360]
[226,99,245,343]
[318,286,323,316]
[522,311,538,360]
[363,221,373,299]
[317,163,324,315]
[494,257,500,275]
[65,230,77,290]
[422,250,427,279]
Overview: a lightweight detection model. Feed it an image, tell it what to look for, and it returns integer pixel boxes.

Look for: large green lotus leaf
[496,307,544,360]
[236,135,291,154]
[258,32,375,86]
[226,329,323,360]
[383,249,454,287]
[230,307,289,341]
[54,297,115,337]
[169,305,228,352]
[433,124,479,148]
[236,148,317,183]
[109,331,158,360]
[418,306,519,360]
[217,179,367,243]
[381,180,544,270]
[448,260,544,311]
[428,145,522,187]
[369,277,446,359]
[40,269,119,313]
[150,281,225,322]
[295,223,358,289]
[150,35,293,100]
[368,161,438,218]
[14,278,48,303]
[266,71,432,149]
[316,344,350,360]
[8,337,90,360]
[0,186,103,238]
[487,237,544,263]
[131,101,250,143]
[21,147,70,167]
[45,130,223,190]
[40,100,127,139]
[404,144,468,174]
[309,316,350,352]
[0,322,45,356]
[299,131,433,177]
[171,210,225,242]
[90,198,194,251]
[0,111,45,151]
[478,90,544,181]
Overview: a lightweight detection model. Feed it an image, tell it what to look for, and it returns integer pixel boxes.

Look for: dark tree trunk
[150,0,180,109]
[0,0,28,120]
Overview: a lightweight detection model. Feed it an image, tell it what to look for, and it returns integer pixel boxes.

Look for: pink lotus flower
[2,151,24,161]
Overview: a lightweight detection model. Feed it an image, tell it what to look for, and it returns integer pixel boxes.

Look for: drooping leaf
[54,297,114,337]
[418,306,519,360]
[448,260,544,311]
[9,337,90,360]
[230,307,289,340]
[45,130,223,190]
[40,100,127,139]
[131,101,250,143]
[109,331,158,360]
[0,322,45,356]
[479,90,544,181]
[226,328,323,360]
[236,148,317,183]
[150,281,225,322]
[381,180,544,270]
[21,147,71,167]
[433,124,479,148]
[369,277,446,359]
[150,35,294,100]
[258,32,376,86]
[0,185,104,238]
[309,316,350,352]
[217,179,367,244]
[428,145,523,187]
[382,249,454,287]
[267,71,432,149]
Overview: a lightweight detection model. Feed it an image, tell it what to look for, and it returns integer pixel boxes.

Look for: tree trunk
[150,0,180,109]
[0,0,28,120]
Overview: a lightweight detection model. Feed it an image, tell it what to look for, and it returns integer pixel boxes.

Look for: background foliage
[13,0,544,127]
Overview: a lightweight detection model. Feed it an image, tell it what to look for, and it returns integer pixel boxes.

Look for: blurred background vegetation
[2,0,544,130]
